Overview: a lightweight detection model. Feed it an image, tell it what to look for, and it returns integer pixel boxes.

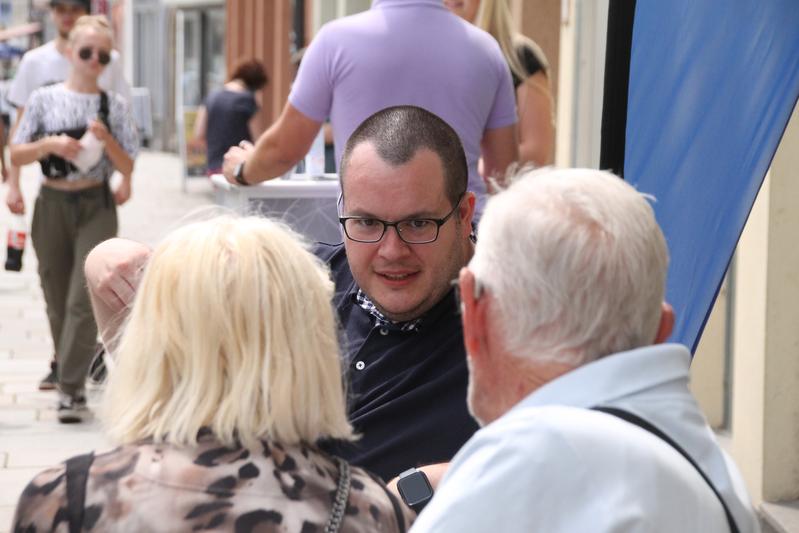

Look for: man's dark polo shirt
[316,243,480,481]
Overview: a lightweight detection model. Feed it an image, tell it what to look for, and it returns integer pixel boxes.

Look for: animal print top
[12,432,415,532]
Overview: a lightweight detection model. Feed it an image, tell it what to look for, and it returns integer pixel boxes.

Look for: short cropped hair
[471,168,669,366]
[228,58,269,91]
[69,15,113,45]
[103,216,353,449]
[339,106,468,207]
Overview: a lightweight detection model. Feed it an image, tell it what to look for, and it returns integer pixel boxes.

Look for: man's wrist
[397,467,434,513]
[234,160,249,186]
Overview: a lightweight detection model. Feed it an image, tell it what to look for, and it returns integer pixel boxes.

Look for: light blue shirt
[411,344,759,533]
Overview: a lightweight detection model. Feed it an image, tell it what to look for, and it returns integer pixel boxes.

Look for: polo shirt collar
[372,0,449,10]
[516,343,692,411]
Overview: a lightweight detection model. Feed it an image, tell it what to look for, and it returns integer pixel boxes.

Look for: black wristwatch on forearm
[397,467,434,513]
[233,160,249,186]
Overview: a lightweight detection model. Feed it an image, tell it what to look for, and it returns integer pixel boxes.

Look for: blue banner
[624,0,799,351]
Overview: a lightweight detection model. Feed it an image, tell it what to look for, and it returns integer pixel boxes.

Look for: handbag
[38,91,110,179]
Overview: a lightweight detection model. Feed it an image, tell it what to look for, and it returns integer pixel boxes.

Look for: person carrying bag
[9,14,138,424]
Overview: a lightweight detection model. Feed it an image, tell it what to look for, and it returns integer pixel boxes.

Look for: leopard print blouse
[12,432,414,532]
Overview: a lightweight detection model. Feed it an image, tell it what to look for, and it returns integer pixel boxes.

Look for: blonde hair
[68,14,114,45]
[103,216,354,449]
[475,0,549,82]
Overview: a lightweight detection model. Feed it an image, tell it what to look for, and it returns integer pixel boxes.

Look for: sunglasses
[78,46,111,66]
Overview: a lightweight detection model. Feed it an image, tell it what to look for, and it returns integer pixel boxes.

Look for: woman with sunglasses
[9,14,138,423]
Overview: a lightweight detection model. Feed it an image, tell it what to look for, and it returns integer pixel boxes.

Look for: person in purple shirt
[222,0,518,218]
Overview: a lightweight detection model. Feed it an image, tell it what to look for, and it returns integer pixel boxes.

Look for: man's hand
[48,134,82,160]
[5,183,25,214]
[222,141,254,184]
[84,238,152,347]
[113,177,132,205]
[87,119,111,143]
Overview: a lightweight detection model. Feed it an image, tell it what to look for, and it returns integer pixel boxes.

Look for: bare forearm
[84,238,152,350]
[6,163,20,188]
[246,131,303,183]
[481,125,519,191]
[517,75,555,167]
[87,280,127,350]
[103,136,134,176]
[224,104,322,186]
[10,138,51,166]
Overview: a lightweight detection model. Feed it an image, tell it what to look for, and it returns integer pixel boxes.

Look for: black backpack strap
[65,451,95,533]
[98,91,110,130]
[98,91,113,207]
[593,406,738,533]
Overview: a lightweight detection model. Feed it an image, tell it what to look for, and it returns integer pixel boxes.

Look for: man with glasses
[5,0,131,391]
[84,106,479,482]
[318,106,479,480]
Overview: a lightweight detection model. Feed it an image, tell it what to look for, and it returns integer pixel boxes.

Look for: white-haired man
[411,169,759,532]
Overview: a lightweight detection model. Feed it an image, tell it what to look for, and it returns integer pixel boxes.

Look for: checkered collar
[355,289,422,332]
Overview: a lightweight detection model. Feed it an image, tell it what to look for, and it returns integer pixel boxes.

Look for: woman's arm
[516,71,555,167]
[88,120,134,176]
[191,105,208,147]
[9,101,83,167]
[10,134,81,166]
[247,91,266,140]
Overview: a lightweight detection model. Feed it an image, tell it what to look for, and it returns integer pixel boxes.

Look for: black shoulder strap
[65,451,95,533]
[99,91,110,130]
[593,407,738,533]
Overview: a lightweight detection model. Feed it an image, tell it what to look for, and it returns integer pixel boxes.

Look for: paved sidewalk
[0,152,214,531]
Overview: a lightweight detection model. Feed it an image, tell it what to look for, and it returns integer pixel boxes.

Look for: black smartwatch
[233,160,249,186]
[397,467,433,513]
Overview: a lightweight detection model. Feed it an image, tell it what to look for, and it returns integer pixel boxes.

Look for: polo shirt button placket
[355,361,366,370]
[379,327,389,336]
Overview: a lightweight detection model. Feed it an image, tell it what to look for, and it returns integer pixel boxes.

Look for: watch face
[399,472,433,506]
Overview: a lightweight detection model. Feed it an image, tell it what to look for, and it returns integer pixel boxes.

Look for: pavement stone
[0,151,214,531]
[0,507,13,532]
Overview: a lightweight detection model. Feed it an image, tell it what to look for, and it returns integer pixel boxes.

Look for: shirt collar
[516,343,692,411]
[355,289,422,332]
[372,0,449,10]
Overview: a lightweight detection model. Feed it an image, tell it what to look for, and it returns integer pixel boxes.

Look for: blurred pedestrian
[222,0,518,219]
[445,0,555,167]
[4,0,131,391]
[13,216,414,532]
[9,15,138,423]
[191,58,268,175]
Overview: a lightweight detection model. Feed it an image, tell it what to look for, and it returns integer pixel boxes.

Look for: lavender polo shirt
[289,0,517,215]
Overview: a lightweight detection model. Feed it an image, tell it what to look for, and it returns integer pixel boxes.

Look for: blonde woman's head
[103,216,353,448]
[68,14,113,45]
[67,15,114,75]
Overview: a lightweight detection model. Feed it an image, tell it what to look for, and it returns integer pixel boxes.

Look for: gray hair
[470,167,669,366]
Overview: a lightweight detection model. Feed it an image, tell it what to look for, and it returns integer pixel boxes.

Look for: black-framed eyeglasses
[78,46,111,66]
[339,192,465,244]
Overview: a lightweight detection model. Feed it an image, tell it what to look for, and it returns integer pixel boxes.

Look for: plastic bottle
[5,214,26,272]
[305,128,326,177]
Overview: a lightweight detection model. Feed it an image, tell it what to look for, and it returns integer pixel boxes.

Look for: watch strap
[234,161,249,186]
[397,467,433,514]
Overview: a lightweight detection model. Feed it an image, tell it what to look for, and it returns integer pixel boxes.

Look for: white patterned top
[14,83,139,182]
